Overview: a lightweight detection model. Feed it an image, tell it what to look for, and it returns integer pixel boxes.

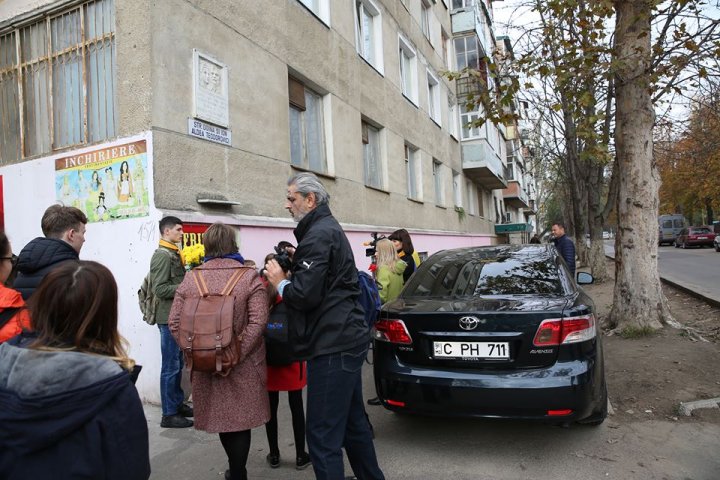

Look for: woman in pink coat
[169,222,270,480]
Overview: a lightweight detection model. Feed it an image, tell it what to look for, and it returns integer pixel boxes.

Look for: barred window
[0,0,116,164]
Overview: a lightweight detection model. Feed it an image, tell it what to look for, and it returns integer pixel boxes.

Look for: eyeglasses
[1,256,17,267]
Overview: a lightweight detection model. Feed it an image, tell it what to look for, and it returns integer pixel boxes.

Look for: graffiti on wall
[54,140,150,223]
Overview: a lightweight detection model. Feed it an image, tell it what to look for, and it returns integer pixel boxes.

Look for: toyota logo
[459,316,480,331]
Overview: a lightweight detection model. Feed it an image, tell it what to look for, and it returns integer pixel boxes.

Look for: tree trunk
[608,0,673,331]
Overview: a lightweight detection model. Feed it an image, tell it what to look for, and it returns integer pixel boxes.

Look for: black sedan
[372,244,607,425]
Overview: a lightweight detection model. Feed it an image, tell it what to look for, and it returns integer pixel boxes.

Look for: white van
[658,214,685,246]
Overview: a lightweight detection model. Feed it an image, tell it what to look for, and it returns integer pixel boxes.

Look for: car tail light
[374,319,413,344]
[533,314,596,346]
[386,399,406,407]
[547,409,573,416]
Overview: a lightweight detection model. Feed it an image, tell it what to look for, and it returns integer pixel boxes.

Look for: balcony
[462,142,507,190]
[503,181,529,209]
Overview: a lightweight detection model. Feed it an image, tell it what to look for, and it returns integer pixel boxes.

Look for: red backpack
[177,268,249,376]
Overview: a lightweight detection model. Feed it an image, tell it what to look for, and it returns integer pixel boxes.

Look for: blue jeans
[158,324,184,416]
[306,343,385,480]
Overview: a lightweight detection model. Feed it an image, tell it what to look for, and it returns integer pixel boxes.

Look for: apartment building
[449,0,536,243]
[0,0,505,400]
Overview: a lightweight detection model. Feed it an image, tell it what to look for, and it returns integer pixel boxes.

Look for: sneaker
[266,452,280,468]
[177,404,194,417]
[160,414,193,428]
[296,452,311,470]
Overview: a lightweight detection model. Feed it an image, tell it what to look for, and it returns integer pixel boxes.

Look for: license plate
[433,341,509,359]
[698,236,708,240]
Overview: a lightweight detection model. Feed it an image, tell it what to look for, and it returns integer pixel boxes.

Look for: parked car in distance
[675,226,715,248]
[714,235,720,252]
[373,244,607,426]
[658,214,685,246]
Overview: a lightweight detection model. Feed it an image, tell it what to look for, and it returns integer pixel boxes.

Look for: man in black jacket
[552,222,576,277]
[265,173,384,480]
[14,205,87,300]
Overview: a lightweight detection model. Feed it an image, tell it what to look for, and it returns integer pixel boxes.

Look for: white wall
[1,132,164,402]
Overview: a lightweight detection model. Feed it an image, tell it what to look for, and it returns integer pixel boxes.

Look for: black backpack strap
[0,307,22,330]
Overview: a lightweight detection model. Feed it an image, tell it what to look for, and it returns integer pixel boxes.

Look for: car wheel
[579,382,608,426]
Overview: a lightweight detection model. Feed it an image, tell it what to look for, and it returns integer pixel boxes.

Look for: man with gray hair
[265,173,384,480]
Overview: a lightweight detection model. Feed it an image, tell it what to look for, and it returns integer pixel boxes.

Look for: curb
[604,254,720,309]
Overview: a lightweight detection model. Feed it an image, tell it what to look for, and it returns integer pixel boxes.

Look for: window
[354,0,383,73]
[426,71,441,125]
[465,179,476,215]
[288,76,327,173]
[0,0,116,163]
[362,120,383,189]
[454,35,480,70]
[451,0,475,9]
[405,144,421,200]
[460,103,483,140]
[296,0,330,25]
[449,99,459,139]
[433,160,445,206]
[441,28,450,69]
[453,171,462,207]
[398,35,418,104]
[421,0,432,40]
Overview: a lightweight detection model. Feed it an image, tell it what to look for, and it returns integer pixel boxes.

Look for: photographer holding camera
[264,173,384,480]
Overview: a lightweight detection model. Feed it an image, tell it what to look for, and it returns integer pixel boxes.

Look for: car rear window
[403,248,564,297]
[691,228,711,234]
[662,220,672,228]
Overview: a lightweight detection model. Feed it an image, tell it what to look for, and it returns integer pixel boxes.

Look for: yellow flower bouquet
[183,243,205,270]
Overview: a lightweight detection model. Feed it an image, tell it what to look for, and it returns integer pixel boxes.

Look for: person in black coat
[551,222,576,277]
[264,173,385,480]
[13,205,87,300]
[0,260,149,480]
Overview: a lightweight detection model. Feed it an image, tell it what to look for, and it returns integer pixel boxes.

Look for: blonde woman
[374,238,407,304]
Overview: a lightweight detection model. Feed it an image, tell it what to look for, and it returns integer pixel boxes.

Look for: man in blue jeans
[265,173,384,480]
[150,216,193,428]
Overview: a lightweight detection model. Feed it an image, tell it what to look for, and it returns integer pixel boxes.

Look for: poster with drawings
[54,140,150,223]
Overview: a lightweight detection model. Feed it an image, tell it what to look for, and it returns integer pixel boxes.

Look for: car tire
[579,382,608,426]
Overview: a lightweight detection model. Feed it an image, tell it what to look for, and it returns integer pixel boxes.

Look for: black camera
[365,232,386,257]
[274,244,293,272]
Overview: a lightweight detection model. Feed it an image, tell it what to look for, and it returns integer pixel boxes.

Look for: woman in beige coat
[169,222,270,480]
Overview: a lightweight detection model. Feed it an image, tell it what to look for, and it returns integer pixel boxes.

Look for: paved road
[604,241,720,304]
[147,362,720,480]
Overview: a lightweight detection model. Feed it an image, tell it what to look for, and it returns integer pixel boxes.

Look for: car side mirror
[576,272,594,285]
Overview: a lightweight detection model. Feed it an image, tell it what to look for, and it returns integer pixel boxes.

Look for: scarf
[159,239,184,266]
[204,252,246,264]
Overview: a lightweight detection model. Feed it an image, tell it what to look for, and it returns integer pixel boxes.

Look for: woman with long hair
[0,261,150,479]
[0,231,30,343]
[388,229,419,284]
[118,160,134,203]
[168,222,270,480]
[374,238,407,304]
[261,252,311,471]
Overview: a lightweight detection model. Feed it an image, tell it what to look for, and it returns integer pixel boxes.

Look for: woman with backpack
[0,260,150,479]
[261,252,311,471]
[168,222,270,480]
[388,229,420,284]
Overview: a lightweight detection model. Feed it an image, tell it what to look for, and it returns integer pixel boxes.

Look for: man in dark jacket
[265,173,384,480]
[14,205,87,300]
[552,222,576,277]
